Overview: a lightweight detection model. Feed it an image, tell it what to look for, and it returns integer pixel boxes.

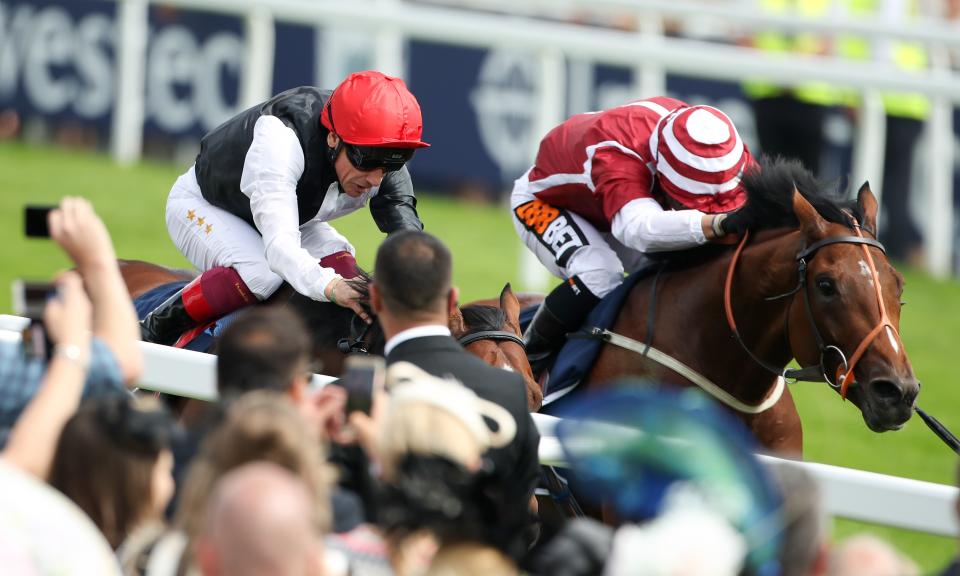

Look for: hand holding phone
[339,355,386,416]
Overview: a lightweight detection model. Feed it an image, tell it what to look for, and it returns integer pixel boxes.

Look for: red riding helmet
[321,70,430,149]
[650,105,753,214]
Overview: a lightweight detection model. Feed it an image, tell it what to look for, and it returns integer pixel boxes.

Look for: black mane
[737,156,863,231]
[284,269,384,354]
[460,304,507,333]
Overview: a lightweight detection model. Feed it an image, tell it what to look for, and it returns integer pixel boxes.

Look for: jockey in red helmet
[512,97,754,373]
[141,71,429,346]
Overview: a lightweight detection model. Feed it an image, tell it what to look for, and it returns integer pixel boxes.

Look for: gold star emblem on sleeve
[205,224,213,235]
[197,217,206,226]
[187,209,196,221]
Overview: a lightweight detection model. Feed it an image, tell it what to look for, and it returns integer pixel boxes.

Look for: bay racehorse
[119,262,540,406]
[557,158,918,454]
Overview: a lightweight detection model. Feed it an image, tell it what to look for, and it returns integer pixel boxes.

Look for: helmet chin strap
[325,135,347,193]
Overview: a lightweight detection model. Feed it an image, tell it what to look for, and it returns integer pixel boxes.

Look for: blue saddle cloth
[521,270,654,406]
[134,281,232,353]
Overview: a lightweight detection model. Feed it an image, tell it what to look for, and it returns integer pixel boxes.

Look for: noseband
[337,316,373,355]
[457,330,525,349]
[724,221,902,399]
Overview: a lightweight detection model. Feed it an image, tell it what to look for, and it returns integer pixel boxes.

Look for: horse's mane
[284,270,383,352]
[646,157,865,270]
[737,156,863,231]
[460,305,507,334]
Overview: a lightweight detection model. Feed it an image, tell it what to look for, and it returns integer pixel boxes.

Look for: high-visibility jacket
[837,0,929,119]
[743,0,843,106]
[744,0,929,119]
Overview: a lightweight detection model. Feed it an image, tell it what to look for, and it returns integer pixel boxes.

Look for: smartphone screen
[12,280,56,321]
[338,355,385,415]
[24,205,55,238]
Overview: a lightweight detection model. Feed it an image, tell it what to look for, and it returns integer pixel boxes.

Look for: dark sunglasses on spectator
[343,143,415,173]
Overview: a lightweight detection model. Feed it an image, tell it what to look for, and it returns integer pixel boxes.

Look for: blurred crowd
[0,197,953,576]
[423,0,960,267]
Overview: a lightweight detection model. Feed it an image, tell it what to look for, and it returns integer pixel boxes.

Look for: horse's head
[285,273,384,376]
[450,284,542,410]
[788,183,918,431]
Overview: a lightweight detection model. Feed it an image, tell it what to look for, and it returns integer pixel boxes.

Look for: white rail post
[634,10,665,99]
[240,5,276,109]
[851,90,886,206]
[111,0,148,166]
[519,47,567,292]
[374,0,405,77]
[926,44,954,278]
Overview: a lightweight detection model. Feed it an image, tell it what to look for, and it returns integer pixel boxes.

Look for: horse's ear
[499,283,522,335]
[448,306,467,339]
[792,187,828,240]
[856,181,879,235]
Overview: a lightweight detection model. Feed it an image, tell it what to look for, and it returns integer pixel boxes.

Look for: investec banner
[0,0,956,195]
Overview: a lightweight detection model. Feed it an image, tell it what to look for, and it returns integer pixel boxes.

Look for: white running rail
[1,313,956,537]
[99,0,960,276]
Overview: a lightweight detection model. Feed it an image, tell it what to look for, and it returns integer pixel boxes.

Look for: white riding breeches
[165,166,354,300]
[511,175,649,299]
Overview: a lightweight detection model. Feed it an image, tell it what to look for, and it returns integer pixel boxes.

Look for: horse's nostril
[870,379,904,404]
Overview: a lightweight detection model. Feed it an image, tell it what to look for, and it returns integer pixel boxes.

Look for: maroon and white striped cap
[649,105,753,214]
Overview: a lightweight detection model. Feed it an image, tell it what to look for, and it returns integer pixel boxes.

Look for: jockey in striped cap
[511,97,754,374]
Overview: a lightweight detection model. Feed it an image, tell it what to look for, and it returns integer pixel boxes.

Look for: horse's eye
[900,300,907,307]
[816,277,837,297]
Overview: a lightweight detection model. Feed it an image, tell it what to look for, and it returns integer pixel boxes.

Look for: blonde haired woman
[341,362,518,576]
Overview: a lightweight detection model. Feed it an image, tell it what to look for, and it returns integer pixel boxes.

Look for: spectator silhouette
[1,197,141,455]
[369,230,540,560]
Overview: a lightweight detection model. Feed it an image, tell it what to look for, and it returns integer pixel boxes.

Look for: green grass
[2,141,958,570]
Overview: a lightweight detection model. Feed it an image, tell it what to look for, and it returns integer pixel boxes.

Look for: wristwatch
[54,343,90,371]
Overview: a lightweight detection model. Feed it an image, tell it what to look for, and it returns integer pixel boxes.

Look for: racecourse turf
[1,141,958,570]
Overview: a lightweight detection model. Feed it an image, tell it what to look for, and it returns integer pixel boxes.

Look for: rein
[339,323,525,356]
[724,222,899,399]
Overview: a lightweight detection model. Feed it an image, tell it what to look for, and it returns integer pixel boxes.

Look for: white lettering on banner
[0,0,243,132]
[24,6,75,113]
[0,2,34,99]
[471,50,538,183]
[0,2,113,119]
[147,26,199,132]
[148,27,243,132]
[74,14,113,118]
[194,32,242,131]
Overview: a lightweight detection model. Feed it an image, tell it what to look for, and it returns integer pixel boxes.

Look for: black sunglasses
[343,143,415,173]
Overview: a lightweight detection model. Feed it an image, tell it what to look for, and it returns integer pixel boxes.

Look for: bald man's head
[196,462,324,576]
[827,535,916,576]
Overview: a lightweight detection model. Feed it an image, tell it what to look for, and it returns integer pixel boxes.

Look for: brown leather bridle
[723,220,902,400]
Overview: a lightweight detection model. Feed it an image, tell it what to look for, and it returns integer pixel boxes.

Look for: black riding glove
[719,209,750,235]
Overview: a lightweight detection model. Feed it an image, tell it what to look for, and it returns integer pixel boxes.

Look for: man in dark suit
[369,230,540,559]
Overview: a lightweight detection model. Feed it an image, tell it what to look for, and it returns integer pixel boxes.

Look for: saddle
[134,282,237,352]
[522,267,659,408]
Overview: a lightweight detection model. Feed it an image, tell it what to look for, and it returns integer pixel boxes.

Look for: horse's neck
[615,231,804,404]
[731,230,807,365]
